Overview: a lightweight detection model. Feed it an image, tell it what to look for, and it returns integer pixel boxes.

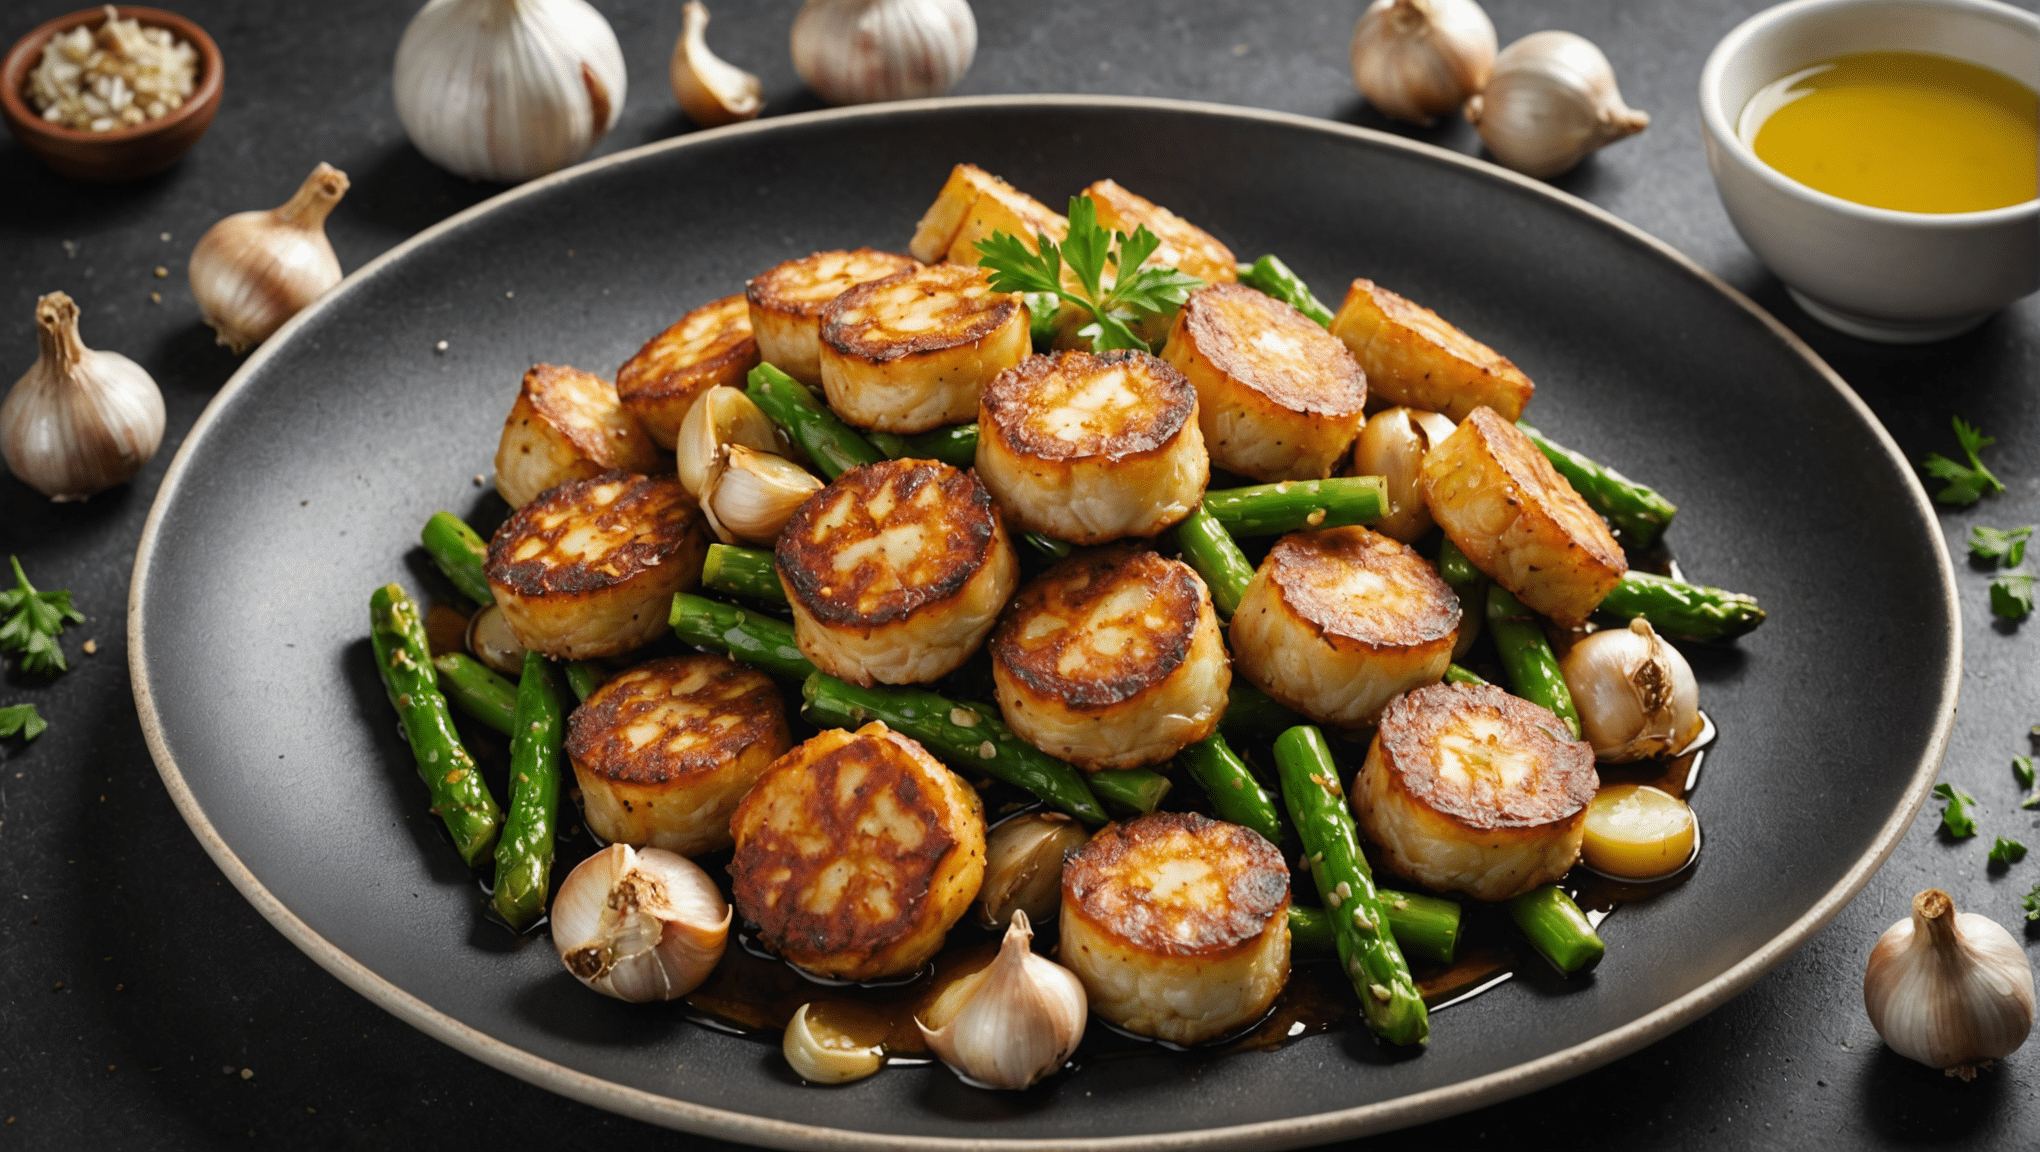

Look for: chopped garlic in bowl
[27,6,197,132]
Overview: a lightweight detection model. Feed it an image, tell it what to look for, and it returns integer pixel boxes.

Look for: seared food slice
[494,364,665,509]
[747,249,921,384]
[975,350,1208,544]
[1329,278,1534,422]
[1161,283,1368,482]
[1354,681,1596,901]
[991,546,1229,771]
[566,655,791,856]
[1229,526,1458,728]
[730,721,986,981]
[776,458,1018,686]
[1082,179,1238,286]
[819,263,1030,434]
[486,472,707,658]
[909,163,1069,265]
[1421,407,1625,627]
[616,294,761,447]
[1060,811,1290,1045]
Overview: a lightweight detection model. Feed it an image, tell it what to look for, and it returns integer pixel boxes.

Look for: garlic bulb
[790,0,977,107]
[465,603,527,676]
[700,444,824,545]
[188,163,349,353]
[1350,0,1497,126]
[671,2,762,127]
[676,385,780,497]
[1864,888,2034,1080]
[1464,31,1649,178]
[1558,617,1700,762]
[2,292,165,502]
[978,812,1088,930]
[1353,406,1456,543]
[918,910,1085,1090]
[552,843,730,1002]
[783,1001,889,1084]
[393,0,627,183]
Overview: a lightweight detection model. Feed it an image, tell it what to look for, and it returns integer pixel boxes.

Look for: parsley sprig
[0,557,83,676]
[1933,782,1978,838]
[0,703,46,741]
[975,195,1204,353]
[1922,416,2006,506]
[1989,836,2029,865]
[1969,524,2033,566]
[2025,884,2040,921]
[1991,573,2035,620]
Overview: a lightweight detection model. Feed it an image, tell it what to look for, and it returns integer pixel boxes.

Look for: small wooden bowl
[2,6,223,182]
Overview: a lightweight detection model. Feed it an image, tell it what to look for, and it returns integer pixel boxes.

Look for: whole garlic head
[1350,0,1498,126]
[188,163,349,353]
[918,910,1086,1089]
[790,0,977,107]
[551,843,730,1002]
[1464,31,1648,178]
[2,292,165,501]
[1865,888,2034,1079]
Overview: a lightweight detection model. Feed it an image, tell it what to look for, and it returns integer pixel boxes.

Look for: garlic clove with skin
[700,443,825,545]
[790,0,977,107]
[1350,0,1498,126]
[1865,889,2034,1079]
[671,2,763,128]
[676,385,781,497]
[918,910,1086,1090]
[551,843,730,1002]
[188,163,349,354]
[2,292,165,501]
[1464,31,1648,178]
[1353,406,1456,543]
[978,812,1090,930]
[783,1001,890,1084]
[1558,617,1700,763]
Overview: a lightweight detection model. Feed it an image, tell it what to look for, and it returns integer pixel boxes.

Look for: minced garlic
[27,6,198,132]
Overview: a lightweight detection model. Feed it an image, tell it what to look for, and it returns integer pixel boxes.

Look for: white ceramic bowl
[1700,0,2039,343]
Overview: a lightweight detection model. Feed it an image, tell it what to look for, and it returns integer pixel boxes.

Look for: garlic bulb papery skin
[1353,406,1456,543]
[1558,617,1699,763]
[671,2,762,127]
[2,292,165,502]
[552,843,730,1002]
[1865,888,2034,1080]
[918,910,1086,1090]
[394,0,628,183]
[188,163,350,354]
[790,0,977,107]
[1350,0,1497,126]
[676,385,781,497]
[1463,31,1648,178]
[700,444,825,545]
[978,812,1089,930]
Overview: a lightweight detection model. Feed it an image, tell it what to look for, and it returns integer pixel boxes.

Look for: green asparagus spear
[1178,730,1286,846]
[669,593,815,681]
[1516,423,1678,549]
[1597,570,1766,642]
[492,652,566,930]
[1202,476,1388,537]
[1221,682,1306,736]
[1486,584,1581,738]
[432,652,517,736]
[421,512,493,605]
[1444,664,1487,686]
[1505,885,1605,975]
[1236,255,1337,328]
[1021,532,1074,561]
[1289,889,1461,965]
[866,423,980,470]
[800,672,1109,825]
[563,661,607,703]
[1088,767,1173,817]
[369,584,502,867]
[1274,725,1428,1045]
[1172,506,1257,618]
[746,364,886,480]
[1437,537,1487,653]
[703,543,789,605]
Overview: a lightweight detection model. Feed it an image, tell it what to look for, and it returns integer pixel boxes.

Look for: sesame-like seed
[1335,881,1352,900]
[1305,508,1326,527]
[1352,908,1374,931]
[978,741,997,759]
[1326,889,1343,910]
[1369,983,1391,1002]
[950,708,978,727]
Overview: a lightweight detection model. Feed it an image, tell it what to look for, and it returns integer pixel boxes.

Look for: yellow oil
[1742,51,2037,213]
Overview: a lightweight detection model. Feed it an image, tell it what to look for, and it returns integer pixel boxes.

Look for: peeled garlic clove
[1353,406,1456,543]
[188,163,349,354]
[1350,0,1498,126]
[676,385,780,497]
[700,444,824,545]
[918,910,1086,1090]
[790,0,977,107]
[1558,617,1700,762]
[2,292,165,502]
[671,2,762,127]
[394,0,628,183]
[783,1001,889,1084]
[1865,888,2035,1079]
[551,843,730,1002]
[978,812,1089,930]
[1464,31,1648,178]
[465,603,527,676]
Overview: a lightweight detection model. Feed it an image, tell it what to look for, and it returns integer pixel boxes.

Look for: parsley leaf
[1990,837,2029,865]
[975,194,1204,356]
[2026,884,2040,921]
[2017,755,2036,789]
[0,703,46,741]
[1933,782,1978,837]
[1970,525,2034,566]
[1991,573,2034,619]
[0,557,83,676]
[1921,416,2006,506]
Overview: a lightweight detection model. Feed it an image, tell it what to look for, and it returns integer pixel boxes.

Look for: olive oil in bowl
[1738,51,2037,214]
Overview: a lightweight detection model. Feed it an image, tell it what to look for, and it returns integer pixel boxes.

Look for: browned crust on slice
[1464,407,1625,574]
[1377,681,1596,830]
[774,459,998,628]
[565,655,784,786]
[991,546,1204,709]
[1266,526,1459,651]
[486,472,700,597]
[616,295,760,406]
[1062,811,1289,959]
[520,363,660,464]
[1178,284,1367,417]
[747,249,921,318]
[979,350,1197,461]
[820,264,1020,364]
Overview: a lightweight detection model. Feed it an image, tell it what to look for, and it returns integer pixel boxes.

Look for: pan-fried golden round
[494,363,665,509]
[486,472,706,659]
[1421,406,1626,628]
[1060,811,1290,1045]
[775,458,1018,685]
[818,263,1030,434]
[1160,283,1368,483]
[909,163,1069,266]
[991,546,1229,771]
[1330,278,1534,422]
[616,295,761,448]
[746,248,921,385]
[730,721,986,982]
[566,655,790,857]
[974,350,1208,544]
[1355,681,1596,901]
[1229,525,1458,729]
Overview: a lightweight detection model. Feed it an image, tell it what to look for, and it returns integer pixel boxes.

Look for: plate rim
[126,92,1959,1151]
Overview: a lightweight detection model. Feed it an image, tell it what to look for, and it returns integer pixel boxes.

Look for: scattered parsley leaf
[2026,884,2040,921]
[1969,525,2034,566]
[1922,416,2007,506]
[0,557,83,676]
[1991,573,2034,619]
[976,195,1204,356]
[1990,837,2028,865]
[0,703,46,741]
[2025,790,2040,811]
[1933,782,1978,837]
[2017,755,2036,789]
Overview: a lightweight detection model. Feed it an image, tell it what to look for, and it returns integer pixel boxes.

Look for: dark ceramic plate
[130,97,1956,1149]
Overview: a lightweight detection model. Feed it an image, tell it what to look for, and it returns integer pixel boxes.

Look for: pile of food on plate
[366,162,1765,1089]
